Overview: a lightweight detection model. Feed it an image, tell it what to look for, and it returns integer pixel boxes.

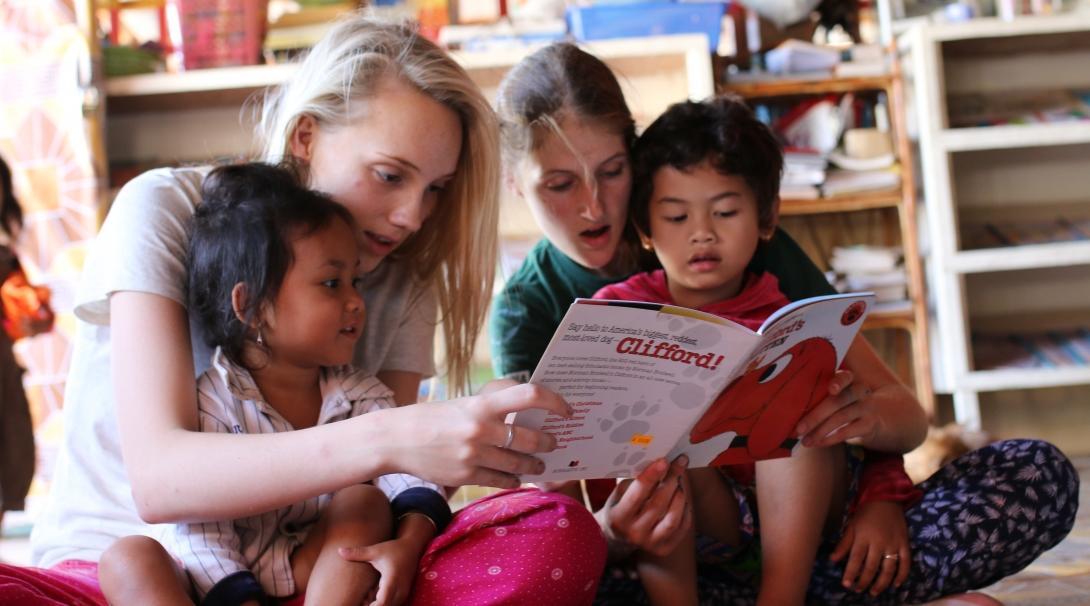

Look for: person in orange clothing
[0,154,52,533]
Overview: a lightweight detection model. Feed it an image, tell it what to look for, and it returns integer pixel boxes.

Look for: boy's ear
[288,114,318,163]
[761,197,781,241]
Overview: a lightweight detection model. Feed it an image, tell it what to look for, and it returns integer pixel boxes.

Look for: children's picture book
[512,292,875,481]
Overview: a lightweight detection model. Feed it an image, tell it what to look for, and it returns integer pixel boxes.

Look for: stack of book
[973,329,1090,371]
[821,166,901,197]
[960,217,1090,249]
[829,245,908,310]
[822,133,901,197]
[763,40,888,78]
[781,149,826,200]
[264,1,363,58]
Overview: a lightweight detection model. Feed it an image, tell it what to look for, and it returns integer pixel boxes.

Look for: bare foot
[921,593,1003,606]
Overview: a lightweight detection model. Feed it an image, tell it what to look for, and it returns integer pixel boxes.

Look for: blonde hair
[257,14,499,395]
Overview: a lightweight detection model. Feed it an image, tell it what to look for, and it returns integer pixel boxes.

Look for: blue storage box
[566,2,726,49]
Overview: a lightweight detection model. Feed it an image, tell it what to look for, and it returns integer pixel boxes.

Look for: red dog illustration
[690,337,837,466]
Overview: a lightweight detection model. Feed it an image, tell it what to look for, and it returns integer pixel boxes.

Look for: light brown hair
[257,15,499,395]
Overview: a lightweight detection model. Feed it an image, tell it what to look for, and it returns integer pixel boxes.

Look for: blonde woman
[0,16,604,606]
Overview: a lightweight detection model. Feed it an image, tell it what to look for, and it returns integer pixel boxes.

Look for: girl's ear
[233,283,275,337]
[288,114,318,162]
[636,227,654,252]
[230,283,251,325]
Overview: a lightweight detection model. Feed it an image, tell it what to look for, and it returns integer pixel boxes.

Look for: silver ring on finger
[881,553,900,562]
[502,423,516,449]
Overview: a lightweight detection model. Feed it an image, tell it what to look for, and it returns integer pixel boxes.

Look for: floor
[1,460,1087,604]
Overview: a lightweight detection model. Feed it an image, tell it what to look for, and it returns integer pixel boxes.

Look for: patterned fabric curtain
[0,0,100,502]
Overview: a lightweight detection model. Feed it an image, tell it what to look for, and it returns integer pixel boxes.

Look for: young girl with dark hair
[1,16,604,606]
[99,163,452,606]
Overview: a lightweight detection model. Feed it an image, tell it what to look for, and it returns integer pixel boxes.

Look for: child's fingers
[840,540,866,588]
[894,546,912,588]
[830,527,853,563]
[854,548,883,593]
[869,553,899,596]
[373,575,396,606]
[338,545,375,562]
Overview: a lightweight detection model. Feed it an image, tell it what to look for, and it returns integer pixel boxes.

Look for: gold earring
[641,240,654,251]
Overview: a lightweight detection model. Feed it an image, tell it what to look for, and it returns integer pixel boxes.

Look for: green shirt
[489,228,836,380]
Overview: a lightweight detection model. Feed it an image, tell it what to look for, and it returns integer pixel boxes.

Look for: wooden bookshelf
[105,34,714,115]
[719,73,893,99]
[105,64,297,113]
[720,57,934,413]
[864,305,915,331]
[779,189,902,216]
[102,34,714,168]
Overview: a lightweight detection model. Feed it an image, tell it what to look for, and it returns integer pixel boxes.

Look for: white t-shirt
[30,166,438,568]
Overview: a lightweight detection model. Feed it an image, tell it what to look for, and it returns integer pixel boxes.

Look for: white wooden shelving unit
[906,15,1090,430]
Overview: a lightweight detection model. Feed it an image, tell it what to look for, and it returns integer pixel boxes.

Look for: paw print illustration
[599,400,662,477]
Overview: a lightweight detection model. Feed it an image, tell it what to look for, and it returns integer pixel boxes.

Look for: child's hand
[338,536,420,606]
[830,500,910,597]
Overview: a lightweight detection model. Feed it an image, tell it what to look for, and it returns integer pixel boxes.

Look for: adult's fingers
[499,420,558,453]
[477,383,572,419]
[808,417,871,449]
[796,379,866,437]
[827,369,854,396]
[477,444,547,477]
[800,399,868,447]
[464,465,522,489]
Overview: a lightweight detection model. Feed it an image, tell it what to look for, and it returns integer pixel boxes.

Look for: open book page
[670,293,874,467]
[514,299,760,482]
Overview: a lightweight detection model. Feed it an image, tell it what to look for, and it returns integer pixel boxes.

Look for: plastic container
[171,0,266,70]
[565,1,726,49]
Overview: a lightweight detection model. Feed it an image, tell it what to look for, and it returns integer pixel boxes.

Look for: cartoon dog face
[690,337,837,464]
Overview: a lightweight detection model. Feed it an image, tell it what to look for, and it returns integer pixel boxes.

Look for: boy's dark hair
[187,162,355,367]
[631,96,783,237]
[0,155,25,240]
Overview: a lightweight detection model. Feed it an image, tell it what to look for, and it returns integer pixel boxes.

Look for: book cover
[512,292,874,481]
